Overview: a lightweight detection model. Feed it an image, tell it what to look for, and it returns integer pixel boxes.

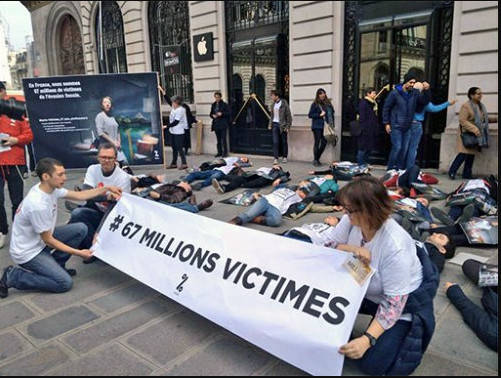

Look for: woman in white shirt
[326,176,425,375]
[167,96,188,170]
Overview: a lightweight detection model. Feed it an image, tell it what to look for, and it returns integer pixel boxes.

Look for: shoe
[83,256,98,264]
[251,215,267,225]
[431,207,454,226]
[273,159,279,164]
[66,269,77,277]
[456,203,475,224]
[473,197,498,215]
[282,157,288,164]
[179,164,188,170]
[167,164,177,169]
[191,182,203,191]
[65,200,80,213]
[229,217,243,225]
[212,179,225,194]
[313,160,320,167]
[0,266,14,298]
[197,199,213,211]
[215,154,222,158]
[0,233,6,249]
[448,172,456,180]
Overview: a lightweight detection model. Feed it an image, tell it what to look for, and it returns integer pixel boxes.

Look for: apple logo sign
[197,37,207,56]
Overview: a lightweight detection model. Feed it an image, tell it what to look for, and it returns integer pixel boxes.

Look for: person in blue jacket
[383,73,430,171]
[404,95,457,170]
[308,88,335,167]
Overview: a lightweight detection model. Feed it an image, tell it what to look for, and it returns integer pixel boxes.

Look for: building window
[95,1,128,73]
[149,1,193,103]
[59,14,85,75]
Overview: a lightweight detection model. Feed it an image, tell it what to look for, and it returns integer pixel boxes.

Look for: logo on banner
[176,274,189,295]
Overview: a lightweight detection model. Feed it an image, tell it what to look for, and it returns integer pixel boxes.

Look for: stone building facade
[22,1,498,175]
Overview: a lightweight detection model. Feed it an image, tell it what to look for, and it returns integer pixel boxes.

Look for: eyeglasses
[98,156,116,161]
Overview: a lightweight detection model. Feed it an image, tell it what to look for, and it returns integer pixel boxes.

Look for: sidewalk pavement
[0,152,497,376]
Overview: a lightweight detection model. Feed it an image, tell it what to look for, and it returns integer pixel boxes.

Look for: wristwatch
[363,331,377,347]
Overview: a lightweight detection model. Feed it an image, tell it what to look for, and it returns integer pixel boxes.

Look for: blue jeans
[404,121,423,170]
[5,223,88,293]
[237,198,282,227]
[185,170,225,188]
[169,201,199,213]
[357,150,370,166]
[387,126,411,170]
[69,206,104,249]
[449,153,475,179]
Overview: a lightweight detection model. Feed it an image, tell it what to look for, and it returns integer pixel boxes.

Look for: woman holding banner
[327,176,438,375]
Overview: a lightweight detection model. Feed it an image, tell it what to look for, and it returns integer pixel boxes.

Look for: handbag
[324,123,338,146]
[461,126,479,148]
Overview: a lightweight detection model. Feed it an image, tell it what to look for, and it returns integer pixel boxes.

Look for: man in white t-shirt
[167,96,188,170]
[183,156,250,190]
[0,158,122,299]
[68,143,132,258]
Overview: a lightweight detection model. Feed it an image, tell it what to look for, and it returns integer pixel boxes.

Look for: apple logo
[197,37,208,56]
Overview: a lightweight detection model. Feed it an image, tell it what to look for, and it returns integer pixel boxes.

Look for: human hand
[385,124,391,134]
[445,282,458,291]
[78,249,94,260]
[105,186,122,199]
[414,82,424,91]
[272,179,281,187]
[339,336,371,359]
[149,191,160,200]
[332,205,343,212]
[449,99,457,106]
[353,247,371,265]
[217,112,223,117]
[2,136,19,147]
[320,111,326,118]
[115,141,121,149]
[308,170,315,175]
[422,81,430,90]
[473,128,481,137]
[157,85,165,95]
[253,192,261,200]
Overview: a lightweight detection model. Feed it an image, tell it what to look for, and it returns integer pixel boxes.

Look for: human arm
[308,103,322,119]
[425,101,452,113]
[40,230,93,259]
[64,186,122,202]
[284,101,293,130]
[2,119,34,146]
[459,103,481,136]
[382,91,395,127]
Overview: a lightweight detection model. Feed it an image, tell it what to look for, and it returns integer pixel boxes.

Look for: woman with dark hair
[326,176,438,375]
[357,87,378,165]
[448,87,497,179]
[95,96,127,165]
[308,88,335,166]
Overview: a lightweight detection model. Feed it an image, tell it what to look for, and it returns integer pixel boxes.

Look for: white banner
[93,193,372,376]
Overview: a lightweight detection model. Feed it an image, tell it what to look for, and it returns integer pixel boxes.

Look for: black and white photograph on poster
[22,73,164,169]
[460,216,498,246]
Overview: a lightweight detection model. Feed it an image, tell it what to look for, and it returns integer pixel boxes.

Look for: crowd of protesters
[0,75,497,376]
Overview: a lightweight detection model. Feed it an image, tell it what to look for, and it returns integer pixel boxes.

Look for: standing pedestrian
[210,92,230,158]
[405,89,456,170]
[448,87,496,180]
[382,73,430,171]
[167,96,188,170]
[269,90,292,164]
[357,87,378,165]
[0,83,34,249]
[308,88,335,166]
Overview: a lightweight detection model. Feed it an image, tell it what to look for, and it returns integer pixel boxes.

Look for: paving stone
[50,343,153,376]
[412,351,497,376]
[0,332,30,362]
[28,268,131,312]
[25,306,99,341]
[63,299,175,353]
[0,344,69,376]
[429,307,498,372]
[165,336,273,376]
[0,301,36,330]
[260,361,308,376]
[126,310,221,365]
[89,281,158,313]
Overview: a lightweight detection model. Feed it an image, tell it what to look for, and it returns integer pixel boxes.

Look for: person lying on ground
[183,156,251,191]
[297,174,339,203]
[229,184,312,227]
[281,216,340,245]
[192,156,251,172]
[148,181,213,213]
[445,259,498,352]
[212,165,290,194]
[309,161,370,181]
[0,158,122,299]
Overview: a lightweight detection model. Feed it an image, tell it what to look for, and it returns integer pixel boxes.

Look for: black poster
[22,73,164,169]
[162,46,181,74]
[193,32,214,62]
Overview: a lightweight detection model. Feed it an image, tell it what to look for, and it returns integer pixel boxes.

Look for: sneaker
[65,200,80,213]
[191,182,204,191]
[448,172,456,180]
[473,197,498,215]
[66,269,77,277]
[167,164,178,169]
[273,159,279,164]
[431,207,454,226]
[179,164,188,170]
[456,203,476,224]
[313,160,320,167]
[282,157,288,164]
[0,233,6,249]
[0,266,14,298]
[197,199,213,211]
[212,179,225,194]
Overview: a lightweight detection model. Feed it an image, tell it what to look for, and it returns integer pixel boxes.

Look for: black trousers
[0,165,26,234]
[171,134,186,165]
[272,123,288,159]
[449,153,475,179]
[215,127,228,157]
[221,175,271,193]
[312,129,327,161]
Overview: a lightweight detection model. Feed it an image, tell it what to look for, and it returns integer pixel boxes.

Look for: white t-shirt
[257,167,273,176]
[462,179,490,194]
[291,223,337,246]
[215,157,239,175]
[264,188,302,215]
[273,101,281,123]
[9,185,68,265]
[84,164,131,212]
[169,107,188,135]
[327,215,423,309]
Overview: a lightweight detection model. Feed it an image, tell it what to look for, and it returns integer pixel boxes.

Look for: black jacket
[210,101,230,130]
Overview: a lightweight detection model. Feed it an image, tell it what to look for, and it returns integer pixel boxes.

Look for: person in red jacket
[0,83,34,248]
